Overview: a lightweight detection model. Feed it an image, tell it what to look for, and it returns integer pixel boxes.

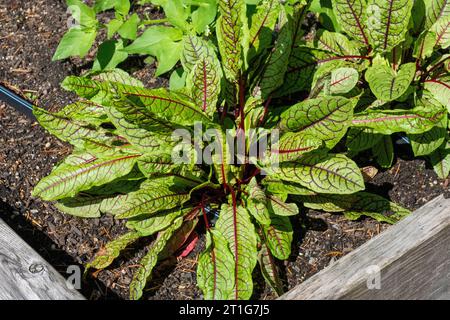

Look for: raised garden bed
[1,0,449,300]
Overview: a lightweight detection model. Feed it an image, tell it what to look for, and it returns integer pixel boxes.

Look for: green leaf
[262,179,316,196]
[94,0,130,15]
[429,142,450,179]
[86,231,140,271]
[51,100,107,126]
[430,13,450,48]
[215,203,258,300]
[129,217,184,300]
[299,192,410,223]
[191,0,218,33]
[125,26,183,54]
[328,67,359,94]
[107,19,124,39]
[366,0,413,52]
[33,107,116,148]
[413,31,438,60]
[197,229,236,300]
[352,105,446,134]
[346,127,383,154]
[52,28,97,60]
[248,0,281,61]
[67,0,98,28]
[264,152,365,194]
[113,177,192,219]
[169,68,187,91]
[409,116,448,156]
[424,0,450,29]
[127,207,199,236]
[424,77,450,111]
[268,131,323,163]
[267,194,299,217]
[258,244,284,296]
[113,85,211,126]
[216,0,247,81]
[372,135,394,168]
[280,96,356,148]
[259,10,293,99]
[180,35,217,74]
[188,56,222,117]
[244,178,271,225]
[263,211,293,260]
[365,61,416,101]
[315,30,362,56]
[333,0,369,45]
[33,150,141,201]
[92,39,128,71]
[118,13,140,40]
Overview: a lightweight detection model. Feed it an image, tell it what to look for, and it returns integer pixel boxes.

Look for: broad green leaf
[413,31,438,60]
[275,47,337,96]
[92,39,128,71]
[86,231,140,270]
[431,14,450,48]
[94,0,130,15]
[299,192,410,223]
[180,35,217,74]
[365,61,416,101]
[197,229,236,300]
[268,131,323,163]
[127,207,199,236]
[51,101,107,126]
[113,85,211,126]
[366,0,413,52]
[333,0,369,45]
[258,244,284,296]
[52,28,97,61]
[118,13,140,40]
[129,217,184,300]
[425,0,450,29]
[188,56,221,117]
[267,195,299,217]
[409,116,448,156]
[430,145,450,179]
[124,26,183,54]
[33,107,116,148]
[328,67,359,94]
[33,150,141,201]
[215,203,258,300]
[106,106,176,153]
[106,19,123,38]
[169,68,187,91]
[137,153,184,177]
[248,0,281,61]
[113,177,192,219]
[216,0,247,81]
[259,10,293,99]
[264,152,365,194]
[244,178,271,226]
[191,0,218,33]
[352,105,446,134]
[56,189,134,218]
[67,0,97,28]
[263,212,293,260]
[346,127,383,155]
[372,135,394,168]
[315,30,362,56]
[280,96,356,148]
[424,77,450,111]
[262,179,316,196]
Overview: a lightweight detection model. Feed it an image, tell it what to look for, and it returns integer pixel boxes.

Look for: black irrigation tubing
[0,84,35,120]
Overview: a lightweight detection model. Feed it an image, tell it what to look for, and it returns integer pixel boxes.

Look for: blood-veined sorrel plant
[288,0,450,178]
[33,0,410,300]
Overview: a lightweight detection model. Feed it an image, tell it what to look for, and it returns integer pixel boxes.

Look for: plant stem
[141,18,169,25]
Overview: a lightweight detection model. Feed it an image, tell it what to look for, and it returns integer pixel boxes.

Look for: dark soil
[1,0,448,300]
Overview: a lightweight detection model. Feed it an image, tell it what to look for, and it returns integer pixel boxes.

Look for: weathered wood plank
[0,218,85,300]
[280,195,450,300]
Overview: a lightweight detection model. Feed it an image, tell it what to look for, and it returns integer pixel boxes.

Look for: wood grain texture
[0,218,85,300]
[280,195,450,300]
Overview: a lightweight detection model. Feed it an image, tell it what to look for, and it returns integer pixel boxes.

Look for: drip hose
[0,85,35,120]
